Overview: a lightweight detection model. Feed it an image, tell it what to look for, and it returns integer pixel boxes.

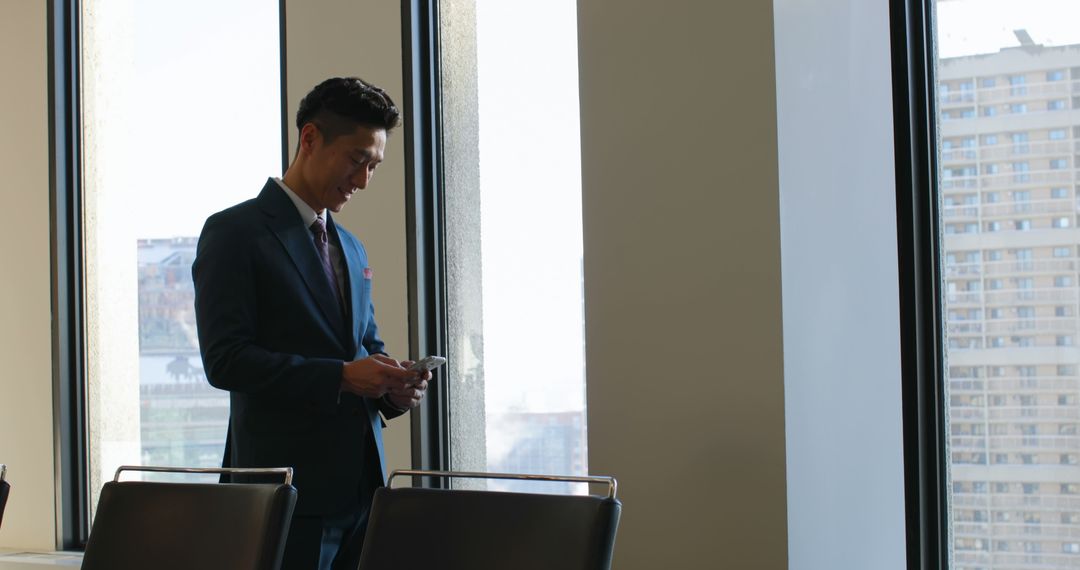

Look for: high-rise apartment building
[940,43,1080,569]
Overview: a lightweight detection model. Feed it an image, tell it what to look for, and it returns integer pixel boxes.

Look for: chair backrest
[0,464,9,530]
[357,471,622,570]
[82,466,297,570]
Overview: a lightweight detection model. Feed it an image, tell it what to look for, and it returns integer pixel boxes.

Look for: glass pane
[440,0,587,493]
[81,0,281,512]
[935,2,1080,567]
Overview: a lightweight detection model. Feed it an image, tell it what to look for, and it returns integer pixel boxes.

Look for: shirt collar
[274,177,322,227]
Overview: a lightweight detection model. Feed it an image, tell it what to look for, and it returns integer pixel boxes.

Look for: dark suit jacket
[192,178,404,515]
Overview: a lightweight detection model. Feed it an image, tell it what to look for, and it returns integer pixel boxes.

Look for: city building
[939,42,1080,569]
[137,237,228,471]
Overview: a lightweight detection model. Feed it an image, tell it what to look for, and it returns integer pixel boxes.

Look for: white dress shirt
[273,177,348,299]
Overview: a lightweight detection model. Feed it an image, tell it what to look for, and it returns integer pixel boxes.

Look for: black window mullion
[890,0,950,568]
[49,0,89,550]
[402,0,451,485]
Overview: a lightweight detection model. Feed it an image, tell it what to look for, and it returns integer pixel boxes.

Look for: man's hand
[341,355,416,398]
[384,359,432,410]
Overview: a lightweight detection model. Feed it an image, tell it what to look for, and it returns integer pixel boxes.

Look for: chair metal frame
[113,465,293,485]
[387,469,618,498]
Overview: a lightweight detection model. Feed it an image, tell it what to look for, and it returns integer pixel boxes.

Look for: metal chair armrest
[387,469,617,499]
[113,465,293,485]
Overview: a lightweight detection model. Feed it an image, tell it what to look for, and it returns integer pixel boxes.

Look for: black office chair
[0,464,9,530]
[82,465,297,570]
[357,470,622,570]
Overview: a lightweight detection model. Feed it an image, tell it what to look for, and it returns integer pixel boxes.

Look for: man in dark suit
[193,77,429,570]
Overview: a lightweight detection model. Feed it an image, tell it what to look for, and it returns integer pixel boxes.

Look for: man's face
[303,124,387,213]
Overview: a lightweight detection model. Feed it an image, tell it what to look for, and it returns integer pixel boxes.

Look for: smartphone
[408,355,447,373]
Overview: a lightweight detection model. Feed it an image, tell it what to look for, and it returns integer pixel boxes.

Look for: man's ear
[299,123,321,154]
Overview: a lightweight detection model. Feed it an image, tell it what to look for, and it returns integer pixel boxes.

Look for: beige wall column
[576,2,789,568]
[0,0,57,551]
[284,0,412,472]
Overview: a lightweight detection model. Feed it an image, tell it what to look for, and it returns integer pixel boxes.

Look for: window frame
[889,0,951,568]
[48,0,290,548]
[48,0,88,549]
[401,0,452,483]
[400,0,589,488]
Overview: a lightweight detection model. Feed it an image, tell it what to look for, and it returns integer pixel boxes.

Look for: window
[926,4,1080,569]
[1010,74,1027,95]
[1012,161,1030,182]
[436,0,587,493]
[79,0,283,520]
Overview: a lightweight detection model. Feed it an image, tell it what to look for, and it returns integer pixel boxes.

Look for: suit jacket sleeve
[193,212,342,414]
[358,275,407,420]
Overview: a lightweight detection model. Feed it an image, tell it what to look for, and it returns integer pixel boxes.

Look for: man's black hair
[296,77,400,143]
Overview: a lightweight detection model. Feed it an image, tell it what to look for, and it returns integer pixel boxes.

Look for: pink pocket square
[363,267,374,280]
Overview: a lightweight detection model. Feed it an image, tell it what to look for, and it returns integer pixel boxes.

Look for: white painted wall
[774,0,909,568]
[577,1,789,567]
[284,0,412,474]
[0,0,57,551]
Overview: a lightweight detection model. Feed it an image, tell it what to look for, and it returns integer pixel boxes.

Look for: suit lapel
[256,180,348,342]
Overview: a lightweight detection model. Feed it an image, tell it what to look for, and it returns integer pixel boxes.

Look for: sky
[937,0,1080,58]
